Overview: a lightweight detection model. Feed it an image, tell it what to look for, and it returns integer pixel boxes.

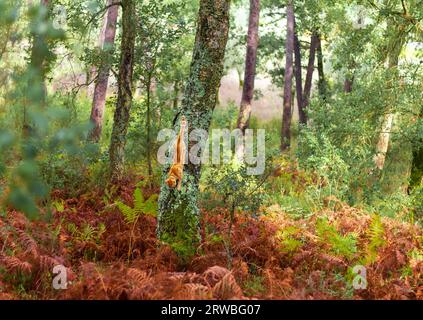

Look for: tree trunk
[316,33,326,99]
[236,0,260,134]
[411,144,423,188]
[146,77,153,181]
[373,25,406,172]
[88,0,119,143]
[157,0,230,259]
[280,0,294,152]
[294,31,304,124]
[24,0,50,135]
[109,0,136,183]
[29,0,49,102]
[173,80,180,110]
[301,33,318,123]
[344,76,354,93]
[374,113,395,170]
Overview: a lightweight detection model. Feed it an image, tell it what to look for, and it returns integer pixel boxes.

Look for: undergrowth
[0,175,421,300]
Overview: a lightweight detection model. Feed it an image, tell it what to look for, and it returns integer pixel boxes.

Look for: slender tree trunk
[157,0,230,259]
[146,77,153,181]
[24,0,50,135]
[344,76,354,93]
[280,0,294,152]
[236,0,260,134]
[88,0,119,143]
[301,32,318,123]
[30,0,49,101]
[344,61,355,93]
[411,144,423,188]
[316,33,326,99]
[374,113,395,170]
[410,93,423,188]
[173,80,180,109]
[109,0,136,183]
[294,30,304,124]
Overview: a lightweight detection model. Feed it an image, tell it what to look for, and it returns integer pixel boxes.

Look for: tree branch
[85,2,122,29]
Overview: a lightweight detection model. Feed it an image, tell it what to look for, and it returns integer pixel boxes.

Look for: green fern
[277,226,303,254]
[116,188,158,224]
[363,214,385,265]
[66,222,105,243]
[52,199,65,213]
[316,217,357,259]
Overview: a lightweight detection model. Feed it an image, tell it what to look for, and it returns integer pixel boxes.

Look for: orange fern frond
[0,254,32,273]
[16,229,38,258]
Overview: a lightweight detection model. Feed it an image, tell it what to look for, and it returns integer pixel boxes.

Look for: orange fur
[166,116,187,191]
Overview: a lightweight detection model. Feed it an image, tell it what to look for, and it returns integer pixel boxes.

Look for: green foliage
[210,102,239,130]
[316,217,357,259]
[243,275,266,297]
[116,188,158,224]
[52,199,65,213]
[201,160,266,214]
[297,63,423,215]
[67,222,106,244]
[410,186,423,223]
[362,214,385,265]
[264,157,329,219]
[276,225,304,254]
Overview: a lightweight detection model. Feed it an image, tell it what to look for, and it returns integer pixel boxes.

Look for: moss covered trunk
[157,0,230,258]
[109,0,135,182]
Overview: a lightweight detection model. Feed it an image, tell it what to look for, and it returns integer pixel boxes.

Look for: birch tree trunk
[157,0,230,258]
[88,0,119,143]
[109,0,135,182]
[280,0,294,152]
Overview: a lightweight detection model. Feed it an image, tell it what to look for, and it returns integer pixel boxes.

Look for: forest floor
[0,175,422,300]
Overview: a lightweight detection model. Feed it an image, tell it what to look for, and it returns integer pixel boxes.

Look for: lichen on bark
[157,0,231,260]
[109,0,136,183]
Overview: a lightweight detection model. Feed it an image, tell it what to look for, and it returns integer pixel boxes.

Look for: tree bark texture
[316,33,327,99]
[301,33,318,124]
[280,0,295,152]
[236,0,260,134]
[157,0,231,258]
[373,25,406,172]
[109,0,136,183]
[303,33,318,110]
[344,77,354,93]
[294,30,304,124]
[88,0,119,143]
